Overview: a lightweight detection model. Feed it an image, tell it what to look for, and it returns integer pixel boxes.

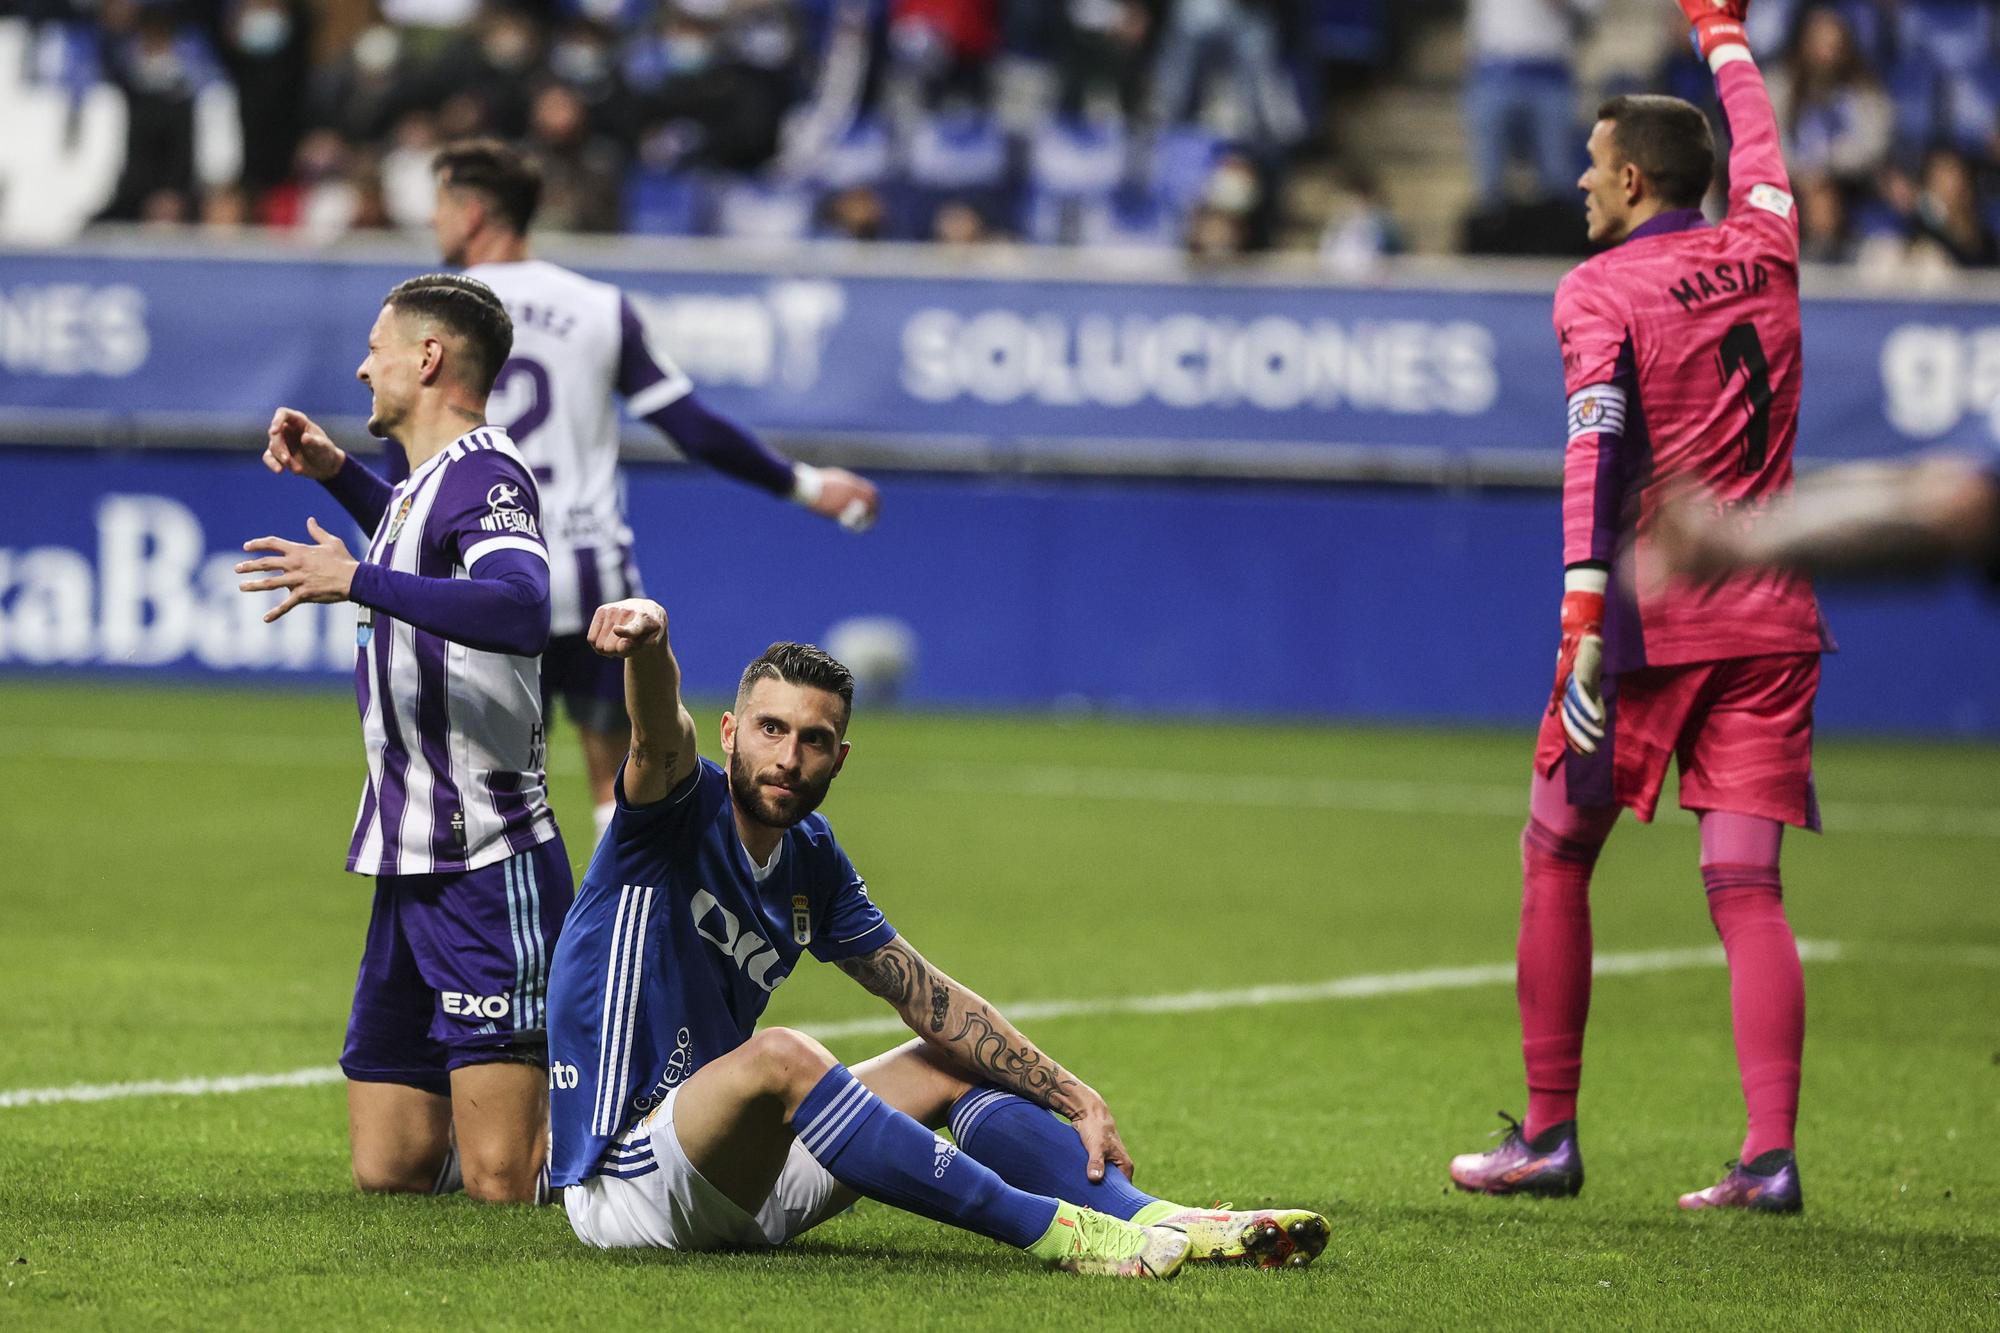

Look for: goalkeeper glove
[1551,571,1607,755]
[1676,0,1750,62]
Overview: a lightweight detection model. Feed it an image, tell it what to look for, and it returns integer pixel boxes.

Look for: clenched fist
[588,599,669,659]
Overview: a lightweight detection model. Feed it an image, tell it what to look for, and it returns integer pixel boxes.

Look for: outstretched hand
[235,517,359,622]
[264,407,346,481]
[587,598,669,659]
[807,467,881,533]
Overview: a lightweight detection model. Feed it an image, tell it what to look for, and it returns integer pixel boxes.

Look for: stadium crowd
[2,0,1995,265]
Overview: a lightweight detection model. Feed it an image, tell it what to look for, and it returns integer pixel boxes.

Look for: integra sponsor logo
[0,495,355,670]
[899,309,1499,415]
[1667,261,1771,312]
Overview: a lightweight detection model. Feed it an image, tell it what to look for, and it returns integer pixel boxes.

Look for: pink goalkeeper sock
[1518,818,1600,1141]
[1702,839,1803,1161]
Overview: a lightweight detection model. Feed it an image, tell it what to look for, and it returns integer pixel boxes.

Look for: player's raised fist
[264,406,346,481]
[1676,0,1750,60]
[588,599,668,659]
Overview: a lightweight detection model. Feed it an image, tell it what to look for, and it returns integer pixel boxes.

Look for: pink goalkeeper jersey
[1554,57,1826,674]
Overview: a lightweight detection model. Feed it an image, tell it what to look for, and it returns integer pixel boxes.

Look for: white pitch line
[0,941,1846,1111]
[3,726,1997,838]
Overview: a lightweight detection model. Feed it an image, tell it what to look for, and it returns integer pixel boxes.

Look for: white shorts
[563,1086,851,1251]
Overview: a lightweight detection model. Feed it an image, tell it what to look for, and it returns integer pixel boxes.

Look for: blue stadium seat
[813,117,896,191]
[1943,66,2000,154]
[1310,0,1388,65]
[711,175,817,240]
[1899,0,1995,74]
[1886,57,1943,154]
[623,167,711,236]
[902,108,1014,238]
[1022,118,1127,244]
[1148,127,1223,217]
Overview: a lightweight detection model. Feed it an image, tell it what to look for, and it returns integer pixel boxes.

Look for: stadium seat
[1022,117,1127,244]
[1942,66,2000,153]
[813,117,896,191]
[711,174,817,240]
[1147,127,1223,218]
[623,166,711,236]
[1898,0,1995,74]
[1886,58,1943,155]
[902,107,1013,239]
[1310,0,1389,66]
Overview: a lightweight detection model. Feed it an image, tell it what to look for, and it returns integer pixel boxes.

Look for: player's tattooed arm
[838,939,1083,1118]
[839,937,1136,1179]
[587,599,699,804]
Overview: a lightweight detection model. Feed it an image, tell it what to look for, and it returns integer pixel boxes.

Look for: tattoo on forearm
[838,939,926,1007]
[929,984,949,1033]
[947,1003,1082,1115]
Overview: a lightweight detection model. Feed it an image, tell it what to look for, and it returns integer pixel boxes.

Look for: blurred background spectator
[0,0,1993,262]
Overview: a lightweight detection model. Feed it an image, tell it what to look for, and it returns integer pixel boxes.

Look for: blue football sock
[948,1088,1165,1221]
[792,1065,1061,1249]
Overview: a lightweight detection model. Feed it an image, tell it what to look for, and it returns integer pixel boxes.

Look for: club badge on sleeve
[791,895,812,946]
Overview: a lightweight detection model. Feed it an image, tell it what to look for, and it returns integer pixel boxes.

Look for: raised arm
[586,598,701,804]
[838,936,1133,1180]
[616,297,880,532]
[1678,1,1797,249]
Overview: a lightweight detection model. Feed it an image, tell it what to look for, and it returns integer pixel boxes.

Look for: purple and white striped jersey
[468,260,692,636]
[347,427,559,876]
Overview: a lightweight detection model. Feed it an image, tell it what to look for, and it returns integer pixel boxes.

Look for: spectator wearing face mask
[426,3,545,141]
[98,0,241,223]
[627,3,796,173]
[221,0,312,197]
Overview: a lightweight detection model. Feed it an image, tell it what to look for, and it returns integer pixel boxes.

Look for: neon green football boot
[1031,1203,1190,1278]
[1134,1202,1332,1269]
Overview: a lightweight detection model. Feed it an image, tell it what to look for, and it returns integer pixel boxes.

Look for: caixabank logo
[0,494,355,671]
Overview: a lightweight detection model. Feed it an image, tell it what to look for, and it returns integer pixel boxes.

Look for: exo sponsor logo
[442,991,511,1019]
[549,1061,581,1091]
[689,890,790,992]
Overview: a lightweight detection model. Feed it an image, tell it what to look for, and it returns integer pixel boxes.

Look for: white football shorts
[563,1086,851,1250]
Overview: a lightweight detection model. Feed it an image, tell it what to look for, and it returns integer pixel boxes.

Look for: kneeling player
[543,603,1330,1276]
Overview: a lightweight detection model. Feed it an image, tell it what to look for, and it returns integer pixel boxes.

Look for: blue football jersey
[545,757,896,1187]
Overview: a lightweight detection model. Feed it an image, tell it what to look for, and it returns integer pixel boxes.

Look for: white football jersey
[468,259,692,634]
[348,427,558,875]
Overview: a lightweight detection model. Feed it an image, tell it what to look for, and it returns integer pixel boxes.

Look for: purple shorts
[540,633,628,735]
[340,836,575,1096]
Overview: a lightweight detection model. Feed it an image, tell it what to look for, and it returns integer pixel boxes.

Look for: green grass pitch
[2,681,1997,1329]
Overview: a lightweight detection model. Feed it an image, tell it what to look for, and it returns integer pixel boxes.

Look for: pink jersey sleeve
[1553,269,1633,567]
[1717,58,1799,263]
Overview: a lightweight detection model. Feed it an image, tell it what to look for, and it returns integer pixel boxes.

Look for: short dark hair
[737,642,856,731]
[433,138,542,234]
[382,272,514,397]
[1596,94,1716,210]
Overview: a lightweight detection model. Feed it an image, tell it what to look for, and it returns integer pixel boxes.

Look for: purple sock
[792,1065,1061,1248]
[949,1089,1163,1221]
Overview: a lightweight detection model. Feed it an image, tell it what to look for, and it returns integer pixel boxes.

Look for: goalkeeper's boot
[1678,1149,1803,1214]
[1040,1204,1189,1278]
[1144,1204,1331,1269]
[1450,1111,1584,1198]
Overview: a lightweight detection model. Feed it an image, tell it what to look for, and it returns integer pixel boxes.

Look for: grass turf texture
[2,681,1997,1330]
